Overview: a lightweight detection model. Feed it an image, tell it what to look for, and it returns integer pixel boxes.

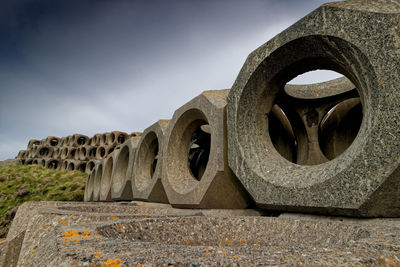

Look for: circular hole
[77,137,86,145]
[50,139,58,146]
[78,163,86,172]
[111,133,116,143]
[187,124,210,181]
[63,161,68,170]
[89,148,96,158]
[88,161,95,171]
[68,162,75,171]
[113,146,129,191]
[100,147,106,158]
[49,160,58,169]
[267,69,362,165]
[81,147,87,157]
[40,147,49,156]
[117,134,125,144]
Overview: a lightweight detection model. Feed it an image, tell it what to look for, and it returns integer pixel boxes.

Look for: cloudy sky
[0,0,341,160]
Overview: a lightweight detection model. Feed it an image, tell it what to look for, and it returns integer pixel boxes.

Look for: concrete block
[227,0,400,217]
[45,159,60,170]
[106,131,129,146]
[132,120,169,203]
[27,139,41,149]
[84,170,95,202]
[45,136,60,147]
[162,90,250,208]
[99,153,116,201]
[93,161,104,201]
[111,137,140,200]
[85,159,101,174]
[71,134,89,147]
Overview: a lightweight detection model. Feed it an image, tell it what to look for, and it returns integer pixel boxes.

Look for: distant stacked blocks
[16,131,135,174]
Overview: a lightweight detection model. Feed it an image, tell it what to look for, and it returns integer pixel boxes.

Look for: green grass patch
[0,164,87,237]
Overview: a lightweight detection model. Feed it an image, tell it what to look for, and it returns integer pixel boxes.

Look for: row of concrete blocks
[22,145,120,161]
[16,131,141,160]
[84,90,250,208]
[85,1,400,217]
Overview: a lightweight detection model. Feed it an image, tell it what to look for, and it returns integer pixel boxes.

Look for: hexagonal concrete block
[92,161,104,202]
[84,169,95,202]
[227,1,400,217]
[162,90,251,208]
[106,131,129,146]
[132,120,169,203]
[99,152,117,201]
[111,136,141,200]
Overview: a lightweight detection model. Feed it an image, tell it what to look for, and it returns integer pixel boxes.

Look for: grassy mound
[0,164,87,237]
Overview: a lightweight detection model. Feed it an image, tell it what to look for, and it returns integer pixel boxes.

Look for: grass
[0,164,87,237]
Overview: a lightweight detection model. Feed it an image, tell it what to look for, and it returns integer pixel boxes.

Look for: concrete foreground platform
[1,201,400,266]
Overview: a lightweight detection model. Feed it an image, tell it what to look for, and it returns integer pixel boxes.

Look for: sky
[0,0,341,160]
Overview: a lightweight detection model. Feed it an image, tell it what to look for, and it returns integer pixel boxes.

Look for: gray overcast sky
[0,0,340,160]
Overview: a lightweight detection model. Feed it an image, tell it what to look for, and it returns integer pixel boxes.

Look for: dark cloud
[0,0,333,160]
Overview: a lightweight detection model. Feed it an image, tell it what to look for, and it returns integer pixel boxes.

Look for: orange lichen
[60,231,92,242]
[314,90,320,95]
[95,249,103,258]
[140,202,146,207]
[101,258,123,267]
[117,224,125,233]
[217,225,222,230]
[379,77,386,83]
[387,257,398,266]
[240,239,246,246]
[58,218,67,225]
[218,251,228,256]
[111,216,117,220]
[233,255,241,260]
[226,239,231,246]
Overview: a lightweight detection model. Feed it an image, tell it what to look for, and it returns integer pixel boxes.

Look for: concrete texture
[227,0,400,217]
[111,137,141,201]
[85,159,101,174]
[285,76,355,99]
[2,201,399,266]
[162,90,250,208]
[132,120,170,203]
[93,162,104,202]
[106,131,129,146]
[100,153,116,201]
[45,136,60,147]
[85,169,95,202]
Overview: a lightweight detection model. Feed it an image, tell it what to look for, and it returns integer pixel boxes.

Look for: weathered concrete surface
[227,0,400,217]
[2,201,399,266]
[106,131,129,146]
[111,137,140,201]
[285,76,355,99]
[162,90,250,208]
[92,161,104,202]
[132,120,169,203]
[99,152,116,201]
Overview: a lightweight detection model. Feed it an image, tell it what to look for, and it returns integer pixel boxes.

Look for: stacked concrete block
[16,131,129,175]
